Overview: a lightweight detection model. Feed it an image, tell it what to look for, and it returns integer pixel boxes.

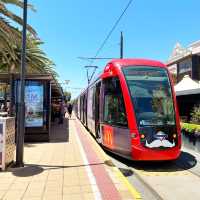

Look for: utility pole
[16,0,28,167]
[84,65,98,85]
[120,31,123,59]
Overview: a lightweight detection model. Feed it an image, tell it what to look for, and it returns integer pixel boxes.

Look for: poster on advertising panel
[0,123,3,166]
[25,85,44,127]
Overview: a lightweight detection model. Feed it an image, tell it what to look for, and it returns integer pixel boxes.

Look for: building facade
[167,41,200,122]
[167,41,200,83]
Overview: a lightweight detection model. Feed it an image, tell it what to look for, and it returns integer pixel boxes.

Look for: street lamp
[16,0,28,167]
[84,65,98,127]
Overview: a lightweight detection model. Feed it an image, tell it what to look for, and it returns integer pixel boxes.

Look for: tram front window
[122,66,175,127]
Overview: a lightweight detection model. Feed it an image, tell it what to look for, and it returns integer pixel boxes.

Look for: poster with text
[25,85,44,127]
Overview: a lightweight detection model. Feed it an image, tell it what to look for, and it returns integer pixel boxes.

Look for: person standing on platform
[67,103,73,118]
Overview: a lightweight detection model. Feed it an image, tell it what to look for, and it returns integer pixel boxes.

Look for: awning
[175,75,200,96]
[0,73,64,98]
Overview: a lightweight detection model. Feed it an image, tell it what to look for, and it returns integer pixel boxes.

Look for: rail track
[107,148,200,200]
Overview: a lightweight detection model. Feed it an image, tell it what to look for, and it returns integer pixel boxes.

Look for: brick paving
[0,115,134,200]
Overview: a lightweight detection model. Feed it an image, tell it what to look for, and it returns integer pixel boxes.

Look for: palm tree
[0,0,58,115]
[0,18,19,65]
[0,0,58,76]
[0,0,36,115]
[0,33,58,75]
[0,29,58,115]
[0,0,36,35]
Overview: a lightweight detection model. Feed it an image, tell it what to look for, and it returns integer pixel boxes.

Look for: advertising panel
[0,123,3,166]
[25,84,44,127]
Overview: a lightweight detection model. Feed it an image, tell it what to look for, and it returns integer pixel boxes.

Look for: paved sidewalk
[0,116,136,200]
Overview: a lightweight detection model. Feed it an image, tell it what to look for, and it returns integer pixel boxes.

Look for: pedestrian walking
[67,103,73,118]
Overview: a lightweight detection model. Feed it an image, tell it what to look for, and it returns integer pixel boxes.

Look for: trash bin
[0,117,15,170]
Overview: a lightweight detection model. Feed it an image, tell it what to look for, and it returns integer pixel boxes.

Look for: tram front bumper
[131,145,181,161]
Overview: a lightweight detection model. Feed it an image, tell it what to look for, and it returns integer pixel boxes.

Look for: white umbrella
[175,75,200,96]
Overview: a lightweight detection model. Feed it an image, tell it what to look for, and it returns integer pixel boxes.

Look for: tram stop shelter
[175,75,200,121]
[0,72,63,142]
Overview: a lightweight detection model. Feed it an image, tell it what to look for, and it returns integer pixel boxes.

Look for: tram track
[131,168,164,200]
[107,152,165,200]
[132,153,200,200]
[131,158,199,200]
[107,148,200,200]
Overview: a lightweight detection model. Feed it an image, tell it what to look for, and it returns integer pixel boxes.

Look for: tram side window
[103,77,128,127]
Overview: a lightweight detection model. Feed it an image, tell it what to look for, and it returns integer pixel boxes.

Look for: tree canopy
[0,0,57,78]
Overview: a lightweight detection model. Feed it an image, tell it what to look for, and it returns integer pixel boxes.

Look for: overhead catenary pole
[16,0,28,167]
[84,65,98,85]
[120,31,123,59]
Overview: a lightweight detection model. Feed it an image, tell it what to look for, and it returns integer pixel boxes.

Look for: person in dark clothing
[67,103,73,118]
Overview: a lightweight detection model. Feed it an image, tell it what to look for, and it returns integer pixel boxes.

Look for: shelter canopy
[175,75,200,96]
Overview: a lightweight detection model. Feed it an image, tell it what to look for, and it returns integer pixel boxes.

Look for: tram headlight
[140,134,145,139]
[131,132,137,138]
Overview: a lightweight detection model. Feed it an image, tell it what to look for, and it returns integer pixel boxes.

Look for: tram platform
[0,115,138,200]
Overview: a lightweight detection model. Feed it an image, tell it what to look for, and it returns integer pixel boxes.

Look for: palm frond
[0,0,36,11]
[0,2,37,36]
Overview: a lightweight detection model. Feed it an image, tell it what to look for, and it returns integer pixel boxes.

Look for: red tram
[74,59,181,160]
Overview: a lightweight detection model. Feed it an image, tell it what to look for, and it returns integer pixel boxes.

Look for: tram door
[95,82,101,137]
[82,95,85,124]
[83,93,87,126]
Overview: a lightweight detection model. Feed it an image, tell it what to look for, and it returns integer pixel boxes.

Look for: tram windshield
[122,66,176,127]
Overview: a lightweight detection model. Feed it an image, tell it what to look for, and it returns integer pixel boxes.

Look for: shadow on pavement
[24,143,37,148]
[104,159,134,177]
[11,162,105,171]
[119,168,134,177]
[105,149,197,173]
[10,165,44,177]
[175,151,197,170]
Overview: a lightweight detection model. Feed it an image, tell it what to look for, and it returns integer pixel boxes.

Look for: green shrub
[181,122,200,135]
[190,105,200,124]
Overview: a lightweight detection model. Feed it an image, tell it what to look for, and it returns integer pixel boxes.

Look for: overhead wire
[92,0,134,61]
[87,0,134,83]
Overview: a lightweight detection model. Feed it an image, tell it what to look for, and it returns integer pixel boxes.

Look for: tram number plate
[103,125,114,149]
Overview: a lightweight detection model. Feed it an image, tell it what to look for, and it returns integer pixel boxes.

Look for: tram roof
[76,59,166,99]
[108,58,166,68]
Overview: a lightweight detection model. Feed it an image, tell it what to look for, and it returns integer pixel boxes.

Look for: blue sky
[10,0,200,98]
